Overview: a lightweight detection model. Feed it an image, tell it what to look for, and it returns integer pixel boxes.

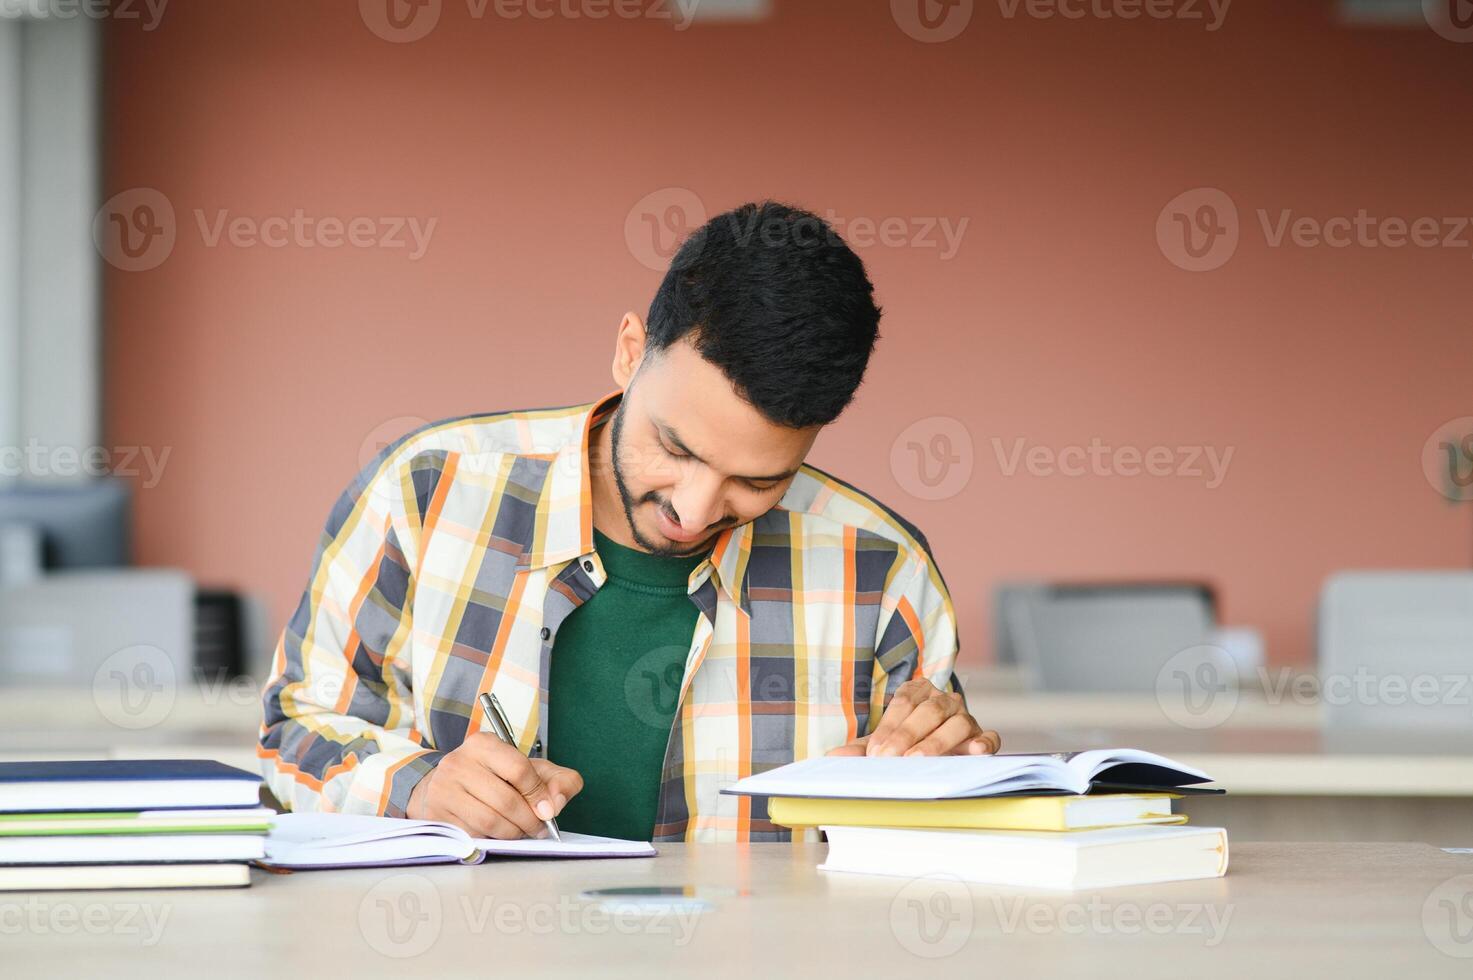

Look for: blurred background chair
[0,478,267,689]
[997,581,1221,693]
[1318,571,1473,734]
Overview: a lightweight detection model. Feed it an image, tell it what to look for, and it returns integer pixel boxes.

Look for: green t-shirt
[546,528,707,841]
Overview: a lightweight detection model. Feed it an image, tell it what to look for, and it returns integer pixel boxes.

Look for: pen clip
[479,691,517,747]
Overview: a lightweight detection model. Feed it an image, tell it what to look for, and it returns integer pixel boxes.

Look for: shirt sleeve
[867,541,963,728]
[257,446,443,817]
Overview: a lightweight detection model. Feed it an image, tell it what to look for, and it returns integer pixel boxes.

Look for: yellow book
[767,793,1185,832]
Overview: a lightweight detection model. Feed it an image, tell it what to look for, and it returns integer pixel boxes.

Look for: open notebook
[262,813,655,869]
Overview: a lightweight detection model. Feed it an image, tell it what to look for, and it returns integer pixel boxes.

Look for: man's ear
[611,312,647,388]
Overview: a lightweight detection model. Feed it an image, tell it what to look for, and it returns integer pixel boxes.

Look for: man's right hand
[406,732,583,840]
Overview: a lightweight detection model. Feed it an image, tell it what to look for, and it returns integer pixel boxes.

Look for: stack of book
[726,749,1228,890]
[0,759,272,891]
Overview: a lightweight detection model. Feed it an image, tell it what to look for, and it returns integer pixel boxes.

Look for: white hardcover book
[820,824,1229,890]
[0,863,251,891]
[0,833,266,865]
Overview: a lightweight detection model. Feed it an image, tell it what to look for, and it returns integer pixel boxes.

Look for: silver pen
[478,691,562,842]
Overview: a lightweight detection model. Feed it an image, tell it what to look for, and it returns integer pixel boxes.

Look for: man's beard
[609,403,722,558]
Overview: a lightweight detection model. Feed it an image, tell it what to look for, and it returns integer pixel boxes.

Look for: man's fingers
[476,738,554,811]
[532,761,583,812]
[461,772,549,839]
[873,691,962,756]
[903,712,980,757]
[964,730,1003,755]
[826,735,870,757]
[865,681,930,755]
[444,797,523,841]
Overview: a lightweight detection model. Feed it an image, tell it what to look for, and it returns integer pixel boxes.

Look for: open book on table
[262,813,656,869]
[723,748,1222,801]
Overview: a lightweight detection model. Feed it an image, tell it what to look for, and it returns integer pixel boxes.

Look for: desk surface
[8,842,1473,978]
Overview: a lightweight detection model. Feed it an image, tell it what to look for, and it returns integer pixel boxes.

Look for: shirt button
[582,560,594,573]
[539,626,551,641]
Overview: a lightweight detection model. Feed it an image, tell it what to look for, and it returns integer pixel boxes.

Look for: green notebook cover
[0,810,274,837]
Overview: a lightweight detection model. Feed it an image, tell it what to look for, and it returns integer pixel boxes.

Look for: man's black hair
[645,201,882,429]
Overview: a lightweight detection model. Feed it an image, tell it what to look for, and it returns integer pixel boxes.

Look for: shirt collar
[519,389,754,616]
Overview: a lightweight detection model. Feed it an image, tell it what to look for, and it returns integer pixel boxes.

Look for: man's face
[608,338,820,558]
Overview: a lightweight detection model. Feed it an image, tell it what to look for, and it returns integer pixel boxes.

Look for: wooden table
[7,842,1473,978]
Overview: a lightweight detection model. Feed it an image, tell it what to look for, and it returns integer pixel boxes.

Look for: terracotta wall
[102,0,1473,666]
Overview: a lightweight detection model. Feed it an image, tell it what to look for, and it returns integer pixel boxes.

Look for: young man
[258,201,999,843]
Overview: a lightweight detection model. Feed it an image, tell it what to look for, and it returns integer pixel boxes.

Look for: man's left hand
[826,677,1001,758]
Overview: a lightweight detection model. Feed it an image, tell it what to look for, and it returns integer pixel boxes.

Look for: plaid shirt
[258,393,960,842]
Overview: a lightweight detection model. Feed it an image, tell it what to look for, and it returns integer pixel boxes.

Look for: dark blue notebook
[0,759,263,813]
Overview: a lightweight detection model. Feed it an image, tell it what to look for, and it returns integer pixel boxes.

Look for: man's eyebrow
[658,421,800,484]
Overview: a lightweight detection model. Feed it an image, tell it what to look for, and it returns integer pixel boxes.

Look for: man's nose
[669,471,724,534]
